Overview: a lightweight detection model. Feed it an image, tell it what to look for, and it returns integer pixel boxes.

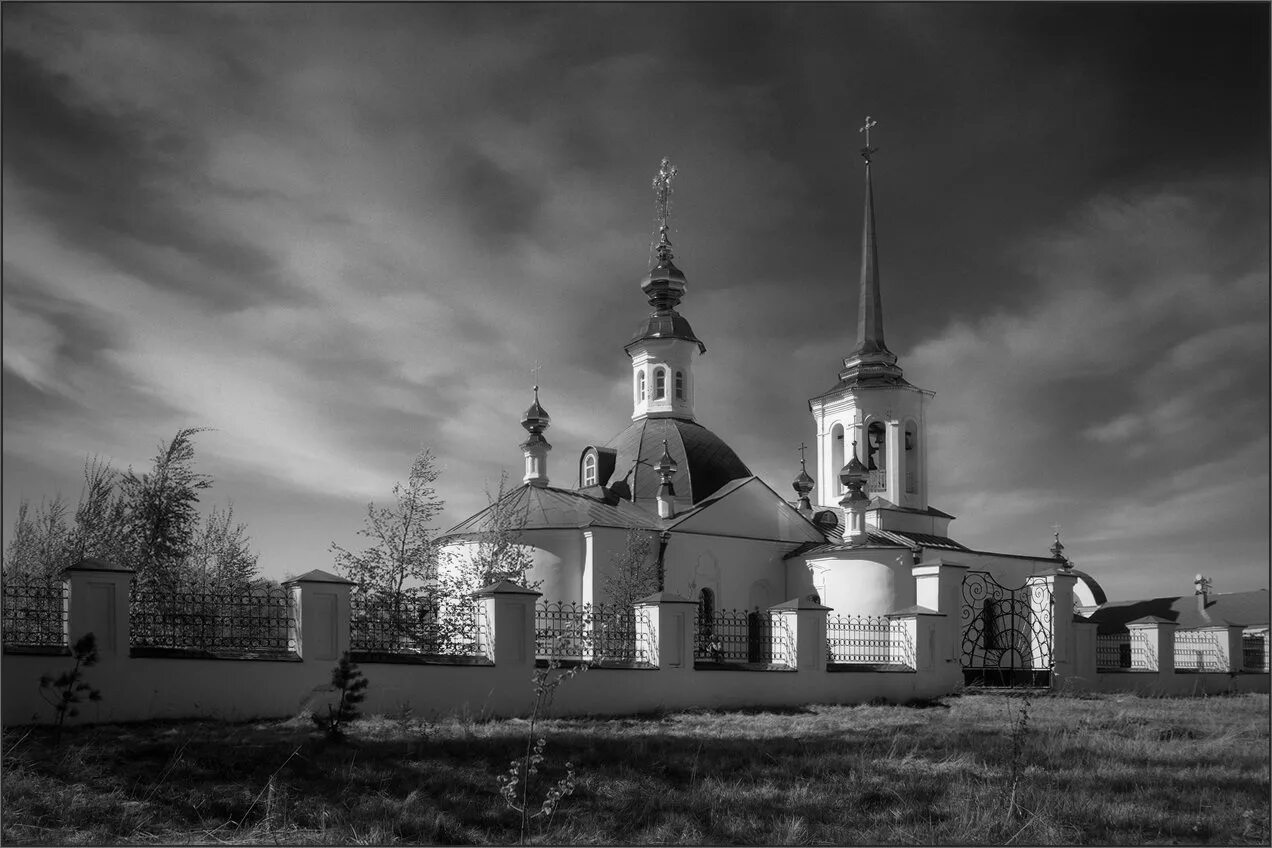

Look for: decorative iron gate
[960,572,1053,687]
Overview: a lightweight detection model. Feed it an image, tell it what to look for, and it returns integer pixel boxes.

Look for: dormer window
[654,367,667,399]
[675,370,684,399]
[637,371,646,401]
[582,451,598,486]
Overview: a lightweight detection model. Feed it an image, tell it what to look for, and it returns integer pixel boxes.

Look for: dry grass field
[2,690,1268,845]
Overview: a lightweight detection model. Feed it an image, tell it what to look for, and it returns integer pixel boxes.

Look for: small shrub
[38,633,102,746]
[311,652,368,740]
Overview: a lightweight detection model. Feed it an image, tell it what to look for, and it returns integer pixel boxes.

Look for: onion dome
[1050,531,1066,562]
[521,386,550,435]
[793,465,815,497]
[839,440,869,488]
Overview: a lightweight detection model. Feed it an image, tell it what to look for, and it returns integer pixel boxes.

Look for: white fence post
[635,591,697,671]
[62,557,134,659]
[283,569,354,662]
[769,596,830,672]
[474,580,540,669]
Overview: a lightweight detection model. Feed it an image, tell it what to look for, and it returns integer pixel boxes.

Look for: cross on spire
[652,157,678,262]
[859,115,878,163]
[798,442,808,468]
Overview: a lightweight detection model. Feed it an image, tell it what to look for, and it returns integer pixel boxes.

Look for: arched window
[675,370,685,399]
[654,368,667,399]
[637,371,646,401]
[867,421,886,471]
[698,588,715,634]
[582,452,597,487]
[904,422,918,493]
[830,423,845,493]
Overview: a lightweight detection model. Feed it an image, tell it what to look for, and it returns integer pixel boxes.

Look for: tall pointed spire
[840,117,903,385]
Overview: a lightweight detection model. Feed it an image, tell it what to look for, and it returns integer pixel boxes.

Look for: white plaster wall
[942,552,1060,591]
[801,548,918,616]
[438,530,584,604]
[585,526,660,605]
[662,534,795,610]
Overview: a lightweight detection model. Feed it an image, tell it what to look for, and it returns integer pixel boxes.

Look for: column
[61,558,135,659]
[474,580,541,668]
[769,597,831,672]
[635,591,698,671]
[283,569,355,662]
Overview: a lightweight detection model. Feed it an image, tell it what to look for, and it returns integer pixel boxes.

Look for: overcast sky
[3,4,1268,602]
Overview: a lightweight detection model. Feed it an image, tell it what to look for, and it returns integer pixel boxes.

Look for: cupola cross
[798,442,808,468]
[859,115,878,162]
[652,157,678,262]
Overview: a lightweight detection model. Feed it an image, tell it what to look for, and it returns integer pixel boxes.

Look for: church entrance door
[960,571,1053,688]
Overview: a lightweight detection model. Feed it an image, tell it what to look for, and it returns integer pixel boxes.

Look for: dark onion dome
[602,417,751,504]
[792,466,815,496]
[626,234,706,354]
[521,387,550,434]
[839,445,868,487]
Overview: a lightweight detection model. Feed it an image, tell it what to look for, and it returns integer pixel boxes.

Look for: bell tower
[808,118,935,521]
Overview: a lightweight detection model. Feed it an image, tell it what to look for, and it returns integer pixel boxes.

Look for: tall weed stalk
[499,657,584,844]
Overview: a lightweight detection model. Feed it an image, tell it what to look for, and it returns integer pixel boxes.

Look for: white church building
[437,139,1106,625]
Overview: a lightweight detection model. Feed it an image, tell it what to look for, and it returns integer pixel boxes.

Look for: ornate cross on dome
[530,360,542,390]
[859,115,878,162]
[652,157,678,261]
[798,442,808,468]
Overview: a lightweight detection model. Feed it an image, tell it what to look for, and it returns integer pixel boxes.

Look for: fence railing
[693,607,792,665]
[827,614,912,666]
[1243,633,1269,672]
[130,584,297,657]
[1096,633,1132,669]
[350,592,487,658]
[534,601,653,664]
[2,580,68,648]
[1173,629,1227,672]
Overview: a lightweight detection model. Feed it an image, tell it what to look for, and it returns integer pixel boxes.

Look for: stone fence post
[770,597,830,672]
[911,558,967,669]
[1127,617,1176,684]
[474,580,540,669]
[283,569,354,662]
[1028,570,1080,688]
[61,558,134,659]
[635,591,698,672]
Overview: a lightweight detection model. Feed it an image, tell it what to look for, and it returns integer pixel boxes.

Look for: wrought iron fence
[350,592,487,657]
[827,614,910,666]
[130,584,297,656]
[693,607,792,665]
[2,579,68,648]
[534,601,653,664]
[1173,629,1227,671]
[1242,633,1268,672]
[1096,633,1132,669]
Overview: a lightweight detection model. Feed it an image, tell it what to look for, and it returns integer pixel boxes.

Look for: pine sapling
[312,652,369,740]
[38,632,102,746]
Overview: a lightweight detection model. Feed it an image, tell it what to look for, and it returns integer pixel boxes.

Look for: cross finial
[652,157,678,262]
[798,442,808,468]
[859,115,878,163]
[531,360,542,393]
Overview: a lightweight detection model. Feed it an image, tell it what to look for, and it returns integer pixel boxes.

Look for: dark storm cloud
[2,47,286,312]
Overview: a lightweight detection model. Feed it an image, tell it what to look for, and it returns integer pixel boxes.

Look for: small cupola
[793,443,815,517]
[838,441,870,544]
[520,386,552,488]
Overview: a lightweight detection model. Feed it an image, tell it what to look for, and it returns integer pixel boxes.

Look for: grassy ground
[2,691,1268,845]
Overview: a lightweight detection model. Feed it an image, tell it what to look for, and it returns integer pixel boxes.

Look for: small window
[654,368,666,399]
[675,370,684,399]
[582,452,597,487]
[637,371,646,401]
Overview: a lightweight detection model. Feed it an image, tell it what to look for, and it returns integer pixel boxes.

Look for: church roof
[625,309,705,354]
[1087,589,1269,635]
[602,417,752,505]
[440,484,661,537]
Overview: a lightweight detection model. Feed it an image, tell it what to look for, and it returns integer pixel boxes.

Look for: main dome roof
[603,417,752,504]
